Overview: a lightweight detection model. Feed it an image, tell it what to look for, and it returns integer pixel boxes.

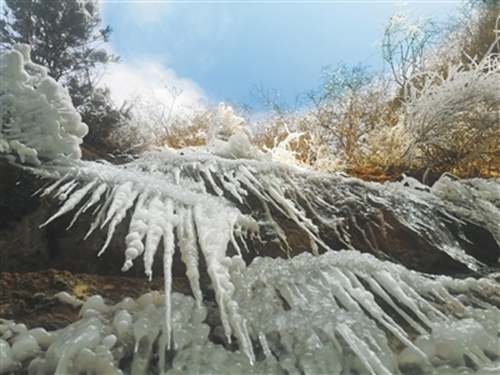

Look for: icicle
[374,270,436,330]
[362,274,428,335]
[54,179,78,201]
[397,276,447,323]
[259,332,273,359]
[220,170,246,203]
[200,166,224,196]
[122,193,149,272]
[321,267,364,312]
[264,181,321,255]
[177,207,203,307]
[193,203,256,364]
[40,181,96,227]
[98,182,138,256]
[194,206,234,342]
[84,188,114,240]
[142,196,165,279]
[157,320,170,375]
[228,299,254,365]
[132,317,149,353]
[337,323,392,375]
[81,183,108,213]
[67,182,108,230]
[343,269,429,361]
[162,200,176,350]
[229,230,243,258]
[100,182,136,229]
[40,173,70,197]
[235,171,292,253]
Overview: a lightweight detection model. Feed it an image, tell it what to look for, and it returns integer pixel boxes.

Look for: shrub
[403,25,500,177]
[156,107,214,150]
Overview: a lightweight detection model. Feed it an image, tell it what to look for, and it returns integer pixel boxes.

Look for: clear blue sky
[100,0,461,111]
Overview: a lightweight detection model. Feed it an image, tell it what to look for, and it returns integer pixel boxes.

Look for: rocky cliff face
[0,158,144,277]
[1,156,498,280]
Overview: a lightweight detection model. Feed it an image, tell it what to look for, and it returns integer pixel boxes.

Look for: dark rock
[0,269,193,331]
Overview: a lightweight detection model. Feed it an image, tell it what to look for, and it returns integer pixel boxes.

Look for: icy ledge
[22,151,496,362]
[1,250,499,374]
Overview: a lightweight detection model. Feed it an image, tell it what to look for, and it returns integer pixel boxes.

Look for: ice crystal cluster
[2,251,499,374]
[0,45,88,166]
[1,45,499,374]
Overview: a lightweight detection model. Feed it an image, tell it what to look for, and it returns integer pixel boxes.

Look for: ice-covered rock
[1,251,499,374]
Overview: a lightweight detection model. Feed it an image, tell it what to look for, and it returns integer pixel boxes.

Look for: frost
[206,102,269,161]
[431,174,500,247]
[403,31,500,161]
[0,45,88,166]
[265,127,310,169]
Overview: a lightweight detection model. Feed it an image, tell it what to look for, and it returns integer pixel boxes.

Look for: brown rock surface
[0,269,197,331]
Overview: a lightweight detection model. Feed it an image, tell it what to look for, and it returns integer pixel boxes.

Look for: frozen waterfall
[2,251,499,374]
[1,45,499,374]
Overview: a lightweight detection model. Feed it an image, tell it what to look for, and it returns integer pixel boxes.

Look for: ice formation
[1,251,499,374]
[0,45,88,166]
[1,45,500,374]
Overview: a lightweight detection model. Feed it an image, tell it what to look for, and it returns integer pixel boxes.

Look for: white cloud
[123,0,173,25]
[100,59,206,117]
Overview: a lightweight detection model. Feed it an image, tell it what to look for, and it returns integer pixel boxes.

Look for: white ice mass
[1,45,499,374]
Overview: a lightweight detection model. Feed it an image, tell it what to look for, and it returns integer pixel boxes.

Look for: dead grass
[157,108,214,149]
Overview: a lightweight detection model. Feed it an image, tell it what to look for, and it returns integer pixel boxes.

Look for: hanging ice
[1,250,499,374]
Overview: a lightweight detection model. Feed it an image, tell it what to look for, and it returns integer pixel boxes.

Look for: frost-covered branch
[403,25,500,171]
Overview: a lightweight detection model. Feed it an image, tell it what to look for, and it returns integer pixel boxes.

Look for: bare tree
[382,11,437,89]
